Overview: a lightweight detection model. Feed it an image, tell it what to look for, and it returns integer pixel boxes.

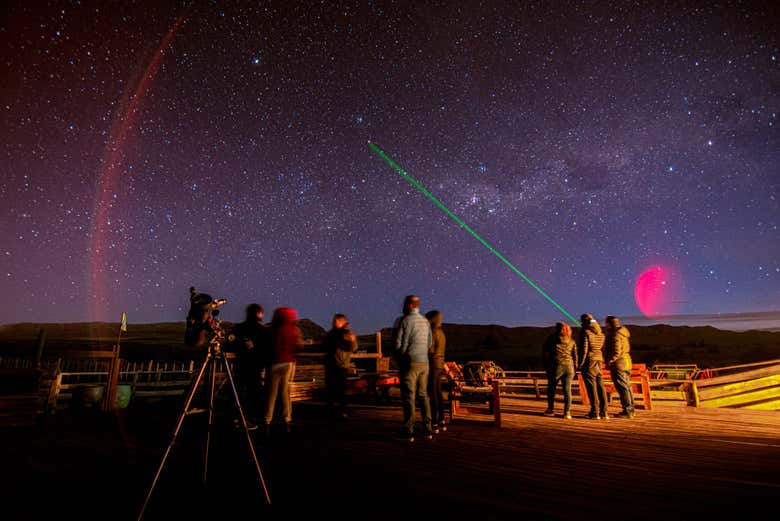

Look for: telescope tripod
[137,345,271,521]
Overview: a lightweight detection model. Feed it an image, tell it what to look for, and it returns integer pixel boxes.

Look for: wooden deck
[2,396,779,520]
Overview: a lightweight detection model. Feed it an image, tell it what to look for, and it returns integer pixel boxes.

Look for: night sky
[1,1,778,334]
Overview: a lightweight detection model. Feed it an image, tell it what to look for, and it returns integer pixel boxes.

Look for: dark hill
[374,322,780,370]
[1,320,778,369]
[0,319,327,361]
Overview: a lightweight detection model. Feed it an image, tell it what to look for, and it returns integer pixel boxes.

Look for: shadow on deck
[2,396,779,520]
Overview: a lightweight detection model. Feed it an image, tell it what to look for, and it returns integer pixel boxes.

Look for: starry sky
[1,1,778,334]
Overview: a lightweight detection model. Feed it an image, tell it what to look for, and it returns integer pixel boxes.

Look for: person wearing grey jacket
[394,295,433,441]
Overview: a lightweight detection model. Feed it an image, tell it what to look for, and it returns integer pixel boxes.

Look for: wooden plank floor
[2,396,779,520]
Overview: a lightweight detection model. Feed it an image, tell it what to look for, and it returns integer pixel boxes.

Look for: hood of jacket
[616,326,630,339]
[427,311,443,328]
[273,307,298,325]
[585,321,602,335]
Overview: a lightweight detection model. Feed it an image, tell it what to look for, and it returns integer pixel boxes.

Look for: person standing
[604,315,635,418]
[394,295,433,441]
[323,313,359,419]
[425,310,447,433]
[542,322,578,419]
[578,313,608,420]
[230,303,272,426]
[263,307,304,435]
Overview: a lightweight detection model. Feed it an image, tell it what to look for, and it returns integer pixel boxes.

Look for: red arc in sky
[634,265,684,318]
[87,17,185,323]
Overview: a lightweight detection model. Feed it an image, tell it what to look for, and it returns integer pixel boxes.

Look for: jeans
[583,361,608,415]
[401,362,432,434]
[546,363,574,414]
[235,359,262,421]
[325,365,349,414]
[610,367,635,414]
[428,366,445,425]
[264,362,294,424]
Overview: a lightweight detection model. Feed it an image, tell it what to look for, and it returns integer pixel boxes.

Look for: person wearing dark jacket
[604,315,635,418]
[323,313,359,418]
[425,310,447,433]
[230,303,272,425]
[263,307,304,434]
[542,322,578,419]
[578,313,608,420]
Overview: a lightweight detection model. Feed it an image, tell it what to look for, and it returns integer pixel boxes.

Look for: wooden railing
[48,356,198,411]
[4,352,779,422]
[689,359,780,409]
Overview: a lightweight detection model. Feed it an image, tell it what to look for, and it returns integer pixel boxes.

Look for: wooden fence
[497,366,652,409]
[3,352,779,426]
[689,359,780,410]
[0,331,389,416]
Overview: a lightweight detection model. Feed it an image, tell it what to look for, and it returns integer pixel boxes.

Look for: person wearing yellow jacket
[605,315,635,418]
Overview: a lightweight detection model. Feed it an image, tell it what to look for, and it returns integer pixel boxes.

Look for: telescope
[185,289,228,349]
[210,298,227,309]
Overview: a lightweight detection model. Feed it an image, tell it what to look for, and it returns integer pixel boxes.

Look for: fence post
[47,361,63,414]
[493,380,502,427]
[102,345,121,412]
[35,328,47,368]
[578,372,589,408]
[689,380,700,407]
[641,372,653,410]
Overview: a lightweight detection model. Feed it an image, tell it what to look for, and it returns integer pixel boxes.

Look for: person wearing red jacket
[262,307,304,435]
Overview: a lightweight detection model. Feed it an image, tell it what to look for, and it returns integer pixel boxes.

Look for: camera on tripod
[185,287,228,350]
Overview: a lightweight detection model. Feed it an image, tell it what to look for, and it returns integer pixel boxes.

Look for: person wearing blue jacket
[393,295,433,441]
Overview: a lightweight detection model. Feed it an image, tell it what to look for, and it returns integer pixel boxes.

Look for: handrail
[707,358,780,373]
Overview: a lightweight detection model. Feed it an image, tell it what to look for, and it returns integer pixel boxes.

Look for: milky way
[1,2,778,333]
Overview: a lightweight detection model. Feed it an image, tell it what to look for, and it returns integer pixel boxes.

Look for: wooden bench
[443,361,501,426]
[577,363,652,410]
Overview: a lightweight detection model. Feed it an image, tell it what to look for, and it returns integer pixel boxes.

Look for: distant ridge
[617,310,780,332]
[1,318,779,369]
[0,319,327,360]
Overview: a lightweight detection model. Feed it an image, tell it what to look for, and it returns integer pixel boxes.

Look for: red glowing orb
[634,265,683,318]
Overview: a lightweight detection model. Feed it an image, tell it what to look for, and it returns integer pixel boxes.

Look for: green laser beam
[368,141,579,326]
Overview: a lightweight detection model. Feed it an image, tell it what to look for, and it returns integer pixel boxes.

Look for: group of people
[392,295,447,441]
[228,294,448,441]
[229,304,305,435]
[542,314,635,420]
[228,304,372,432]
[227,296,634,439]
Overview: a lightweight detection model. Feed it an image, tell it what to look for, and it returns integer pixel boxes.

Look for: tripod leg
[203,353,218,484]
[221,356,272,505]
[137,353,212,521]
